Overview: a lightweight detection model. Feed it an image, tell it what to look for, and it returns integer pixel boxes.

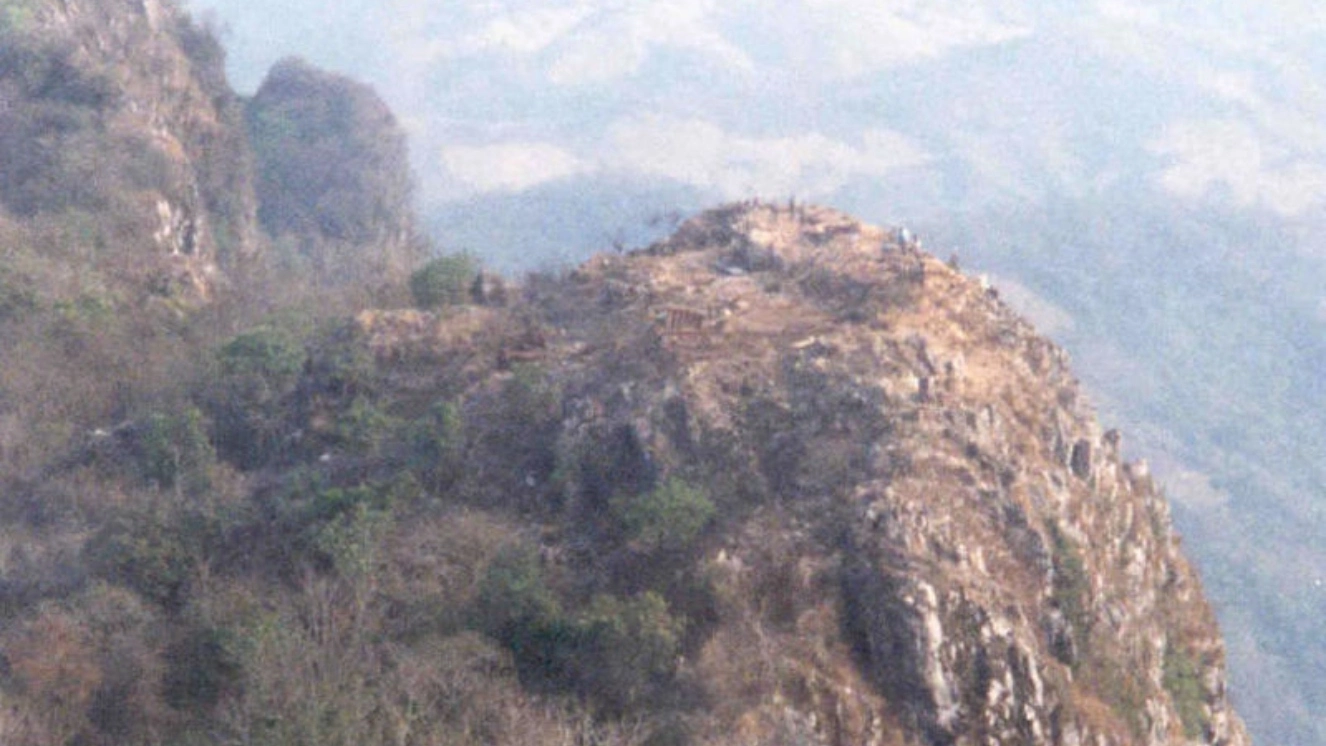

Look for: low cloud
[797,0,1032,76]
[392,0,752,84]
[440,142,588,193]
[386,0,1027,87]
[459,6,594,57]
[434,120,931,200]
[547,0,753,85]
[1149,118,1326,216]
[607,116,931,198]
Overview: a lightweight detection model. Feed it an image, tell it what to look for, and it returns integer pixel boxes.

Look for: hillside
[0,0,420,485]
[1,201,1250,745]
[0,2,1253,743]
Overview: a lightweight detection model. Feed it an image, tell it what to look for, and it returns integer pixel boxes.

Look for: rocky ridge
[358,202,1249,746]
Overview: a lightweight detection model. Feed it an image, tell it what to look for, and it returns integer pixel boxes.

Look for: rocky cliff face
[0,0,261,294]
[358,202,1248,746]
[0,196,1249,745]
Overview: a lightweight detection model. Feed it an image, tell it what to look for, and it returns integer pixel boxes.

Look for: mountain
[247,56,421,286]
[0,0,260,285]
[1,197,1251,745]
[0,2,1285,743]
[173,2,1326,741]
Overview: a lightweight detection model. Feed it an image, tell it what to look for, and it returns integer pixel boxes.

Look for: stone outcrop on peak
[0,0,420,301]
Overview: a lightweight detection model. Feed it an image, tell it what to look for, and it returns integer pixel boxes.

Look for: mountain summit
[343,202,1250,745]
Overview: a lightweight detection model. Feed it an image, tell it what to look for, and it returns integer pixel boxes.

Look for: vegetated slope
[0,0,422,486]
[504,202,1249,745]
[0,0,264,486]
[0,202,1249,745]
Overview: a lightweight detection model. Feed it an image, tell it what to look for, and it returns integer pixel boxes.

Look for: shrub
[1163,644,1208,738]
[136,406,215,493]
[210,325,306,468]
[1049,522,1089,636]
[410,253,478,308]
[577,591,683,712]
[409,399,465,492]
[471,547,689,710]
[0,0,38,36]
[474,545,561,647]
[472,544,584,687]
[0,264,38,321]
[470,364,561,505]
[310,500,392,580]
[333,396,400,457]
[217,325,305,382]
[162,625,242,712]
[613,477,715,553]
[84,508,197,608]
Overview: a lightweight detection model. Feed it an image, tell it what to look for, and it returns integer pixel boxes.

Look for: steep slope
[925,201,1326,746]
[0,0,267,482]
[0,0,424,482]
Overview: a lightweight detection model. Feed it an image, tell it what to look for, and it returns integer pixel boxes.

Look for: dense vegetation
[0,7,725,733]
[0,239,739,745]
[0,7,575,743]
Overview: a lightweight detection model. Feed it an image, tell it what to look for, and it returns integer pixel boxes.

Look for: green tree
[209,325,306,468]
[474,545,561,646]
[472,544,579,686]
[410,399,465,492]
[137,406,215,494]
[0,0,39,37]
[409,253,479,308]
[334,396,399,456]
[613,477,716,553]
[85,508,197,608]
[578,591,683,712]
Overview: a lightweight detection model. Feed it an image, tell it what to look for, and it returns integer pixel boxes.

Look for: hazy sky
[187,0,1326,216]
